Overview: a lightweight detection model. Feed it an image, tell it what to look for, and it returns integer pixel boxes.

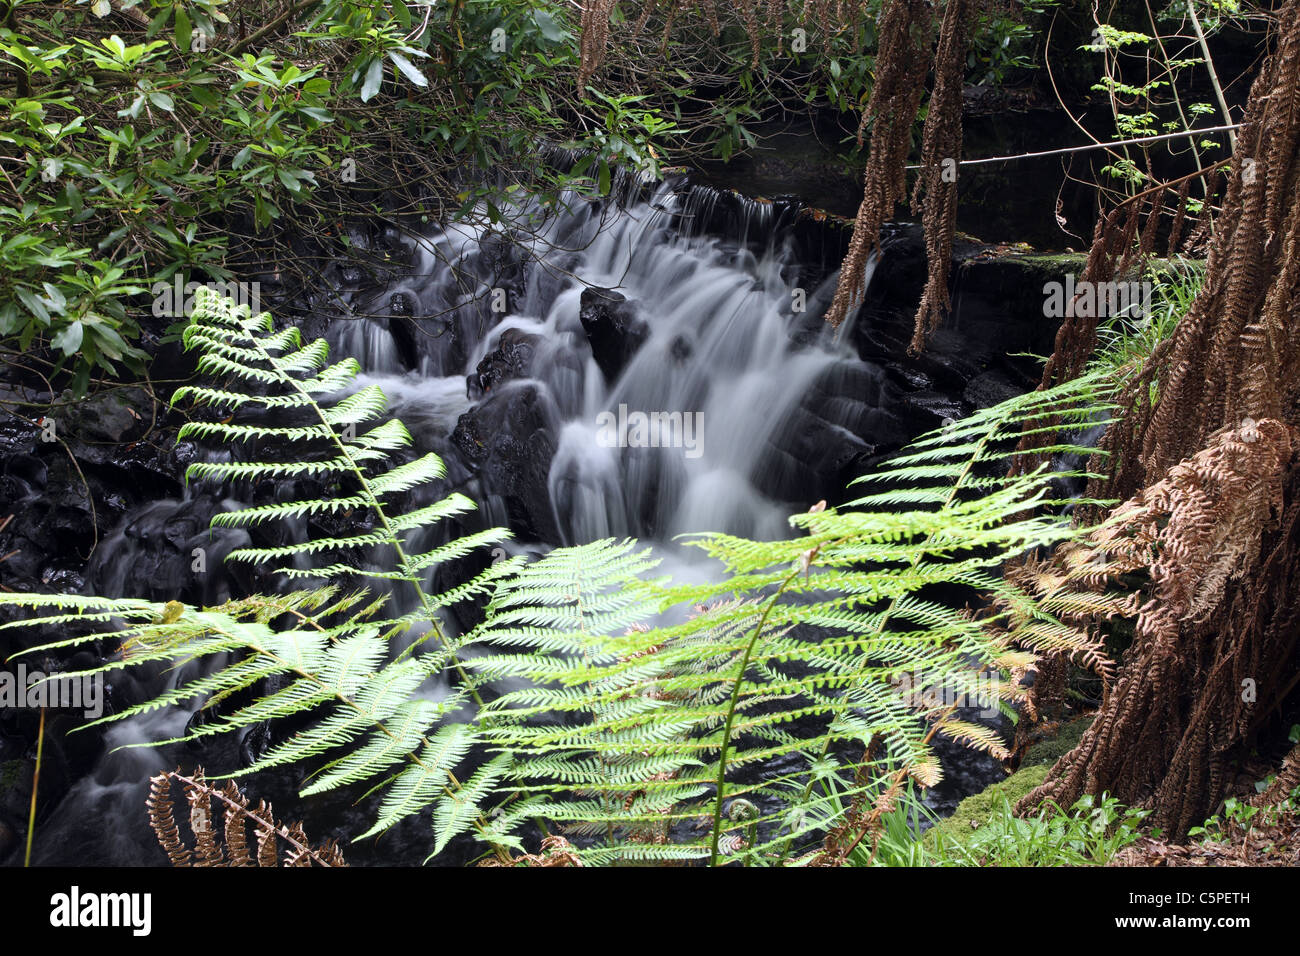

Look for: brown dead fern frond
[578,0,619,88]
[1253,744,1300,808]
[479,835,582,867]
[146,768,347,867]
[187,772,224,866]
[1099,4,1300,494]
[146,772,192,867]
[1012,11,1300,838]
[218,780,253,866]
[1017,419,1300,837]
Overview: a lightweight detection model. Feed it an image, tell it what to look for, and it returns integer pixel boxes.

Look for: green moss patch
[925,716,1093,847]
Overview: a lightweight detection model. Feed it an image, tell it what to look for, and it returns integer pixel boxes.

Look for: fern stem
[167,770,339,865]
[23,706,44,867]
[255,330,487,709]
[775,421,1000,864]
[708,567,801,867]
[837,711,949,863]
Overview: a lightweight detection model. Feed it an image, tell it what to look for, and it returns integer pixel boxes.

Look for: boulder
[451,382,561,542]
[84,496,250,606]
[468,327,539,399]
[579,288,648,384]
[758,362,914,503]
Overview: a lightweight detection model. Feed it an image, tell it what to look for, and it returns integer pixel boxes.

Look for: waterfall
[21,175,931,865]
[334,179,885,551]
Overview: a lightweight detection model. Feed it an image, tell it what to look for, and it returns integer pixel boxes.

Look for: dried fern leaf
[146,770,346,867]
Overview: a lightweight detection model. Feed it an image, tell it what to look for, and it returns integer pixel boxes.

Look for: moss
[1014,252,1090,270]
[925,764,1051,847]
[1010,254,1209,282]
[1021,715,1093,767]
[924,716,1093,848]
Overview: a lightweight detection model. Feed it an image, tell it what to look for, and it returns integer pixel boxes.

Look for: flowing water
[339,177,881,545]
[22,175,1003,865]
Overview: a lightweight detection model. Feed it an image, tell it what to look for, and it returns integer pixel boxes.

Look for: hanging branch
[908,0,983,353]
[825,0,933,329]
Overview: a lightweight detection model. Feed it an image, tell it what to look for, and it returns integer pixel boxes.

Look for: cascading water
[338,177,890,549]
[16,173,1002,866]
[541,194,846,543]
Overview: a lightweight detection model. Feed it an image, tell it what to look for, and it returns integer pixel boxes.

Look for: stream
[5,170,1044,865]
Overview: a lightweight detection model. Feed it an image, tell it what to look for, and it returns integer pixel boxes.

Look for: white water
[25,178,902,865]
[338,180,879,549]
[27,667,199,865]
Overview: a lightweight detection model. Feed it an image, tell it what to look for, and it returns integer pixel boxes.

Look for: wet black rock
[851,227,1084,399]
[1,456,95,591]
[389,317,422,371]
[0,756,33,864]
[85,496,251,605]
[763,409,874,504]
[0,714,84,850]
[239,721,274,766]
[380,293,426,370]
[669,334,693,364]
[451,382,561,542]
[479,230,528,307]
[146,331,199,383]
[758,361,914,504]
[579,287,648,383]
[963,370,1023,409]
[389,292,413,316]
[0,383,200,591]
[0,815,16,861]
[61,387,152,463]
[468,327,538,399]
[3,453,46,496]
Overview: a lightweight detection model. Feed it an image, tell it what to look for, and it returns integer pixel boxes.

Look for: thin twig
[1186,3,1239,150]
[904,124,1242,170]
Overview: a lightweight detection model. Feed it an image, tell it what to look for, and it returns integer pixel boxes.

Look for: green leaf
[41,283,67,313]
[360,723,477,838]
[146,5,172,38]
[15,287,50,323]
[361,58,383,102]
[388,52,428,88]
[434,753,511,853]
[533,10,566,42]
[51,320,84,354]
[175,8,192,52]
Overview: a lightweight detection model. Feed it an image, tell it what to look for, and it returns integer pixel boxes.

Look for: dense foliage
[1,0,1059,393]
[0,288,1111,864]
[6,0,1297,872]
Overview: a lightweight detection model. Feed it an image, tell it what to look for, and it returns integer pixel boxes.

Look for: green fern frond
[0,293,1121,864]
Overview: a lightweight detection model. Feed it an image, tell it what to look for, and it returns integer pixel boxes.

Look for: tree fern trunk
[1020,1,1300,836]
